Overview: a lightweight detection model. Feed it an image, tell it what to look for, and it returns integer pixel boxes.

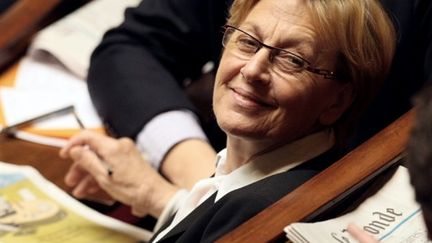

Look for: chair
[217,108,415,242]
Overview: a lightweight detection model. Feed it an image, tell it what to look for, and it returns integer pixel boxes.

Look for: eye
[274,51,307,72]
[285,53,306,68]
[235,33,260,53]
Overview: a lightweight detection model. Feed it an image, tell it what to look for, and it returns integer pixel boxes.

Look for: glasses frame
[222,25,341,80]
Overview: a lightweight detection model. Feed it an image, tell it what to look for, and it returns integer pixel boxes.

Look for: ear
[319,84,354,126]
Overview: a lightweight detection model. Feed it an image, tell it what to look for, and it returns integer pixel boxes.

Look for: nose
[240,49,272,85]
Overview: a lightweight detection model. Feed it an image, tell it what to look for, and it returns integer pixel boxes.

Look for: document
[0,161,152,242]
[284,166,431,243]
[0,0,140,144]
[28,0,140,78]
[0,56,103,147]
[0,0,140,145]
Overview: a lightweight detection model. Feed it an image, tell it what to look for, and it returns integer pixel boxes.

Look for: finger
[60,132,90,158]
[68,163,114,205]
[347,224,379,242]
[131,206,148,217]
[74,131,117,156]
[85,179,101,194]
[72,175,95,198]
[80,175,102,195]
[60,131,111,158]
[86,188,116,205]
[65,162,89,187]
[69,146,109,183]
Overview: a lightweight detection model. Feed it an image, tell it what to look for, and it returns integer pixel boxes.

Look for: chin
[218,119,267,140]
[215,106,274,140]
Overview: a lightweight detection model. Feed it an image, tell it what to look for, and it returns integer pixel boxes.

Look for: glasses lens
[222,27,235,48]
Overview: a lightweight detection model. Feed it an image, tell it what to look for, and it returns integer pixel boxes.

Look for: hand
[347,223,379,243]
[59,131,178,217]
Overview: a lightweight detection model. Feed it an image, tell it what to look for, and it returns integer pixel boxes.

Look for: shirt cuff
[136,110,208,169]
[153,189,189,233]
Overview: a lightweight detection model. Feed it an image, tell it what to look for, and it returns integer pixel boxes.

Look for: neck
[223,136,284,174]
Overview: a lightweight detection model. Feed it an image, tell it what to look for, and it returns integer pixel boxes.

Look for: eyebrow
[240,22,317,56]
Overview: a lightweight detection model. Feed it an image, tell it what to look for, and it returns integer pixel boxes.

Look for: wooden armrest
[0,0,61,69]
[217,108,415,242]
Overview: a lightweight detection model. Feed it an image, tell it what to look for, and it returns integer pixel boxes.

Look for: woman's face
[213,0,352,145]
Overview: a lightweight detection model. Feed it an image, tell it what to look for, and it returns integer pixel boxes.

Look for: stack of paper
[0,56,103,147]
[284,166,430,243]
[0,0,141,146]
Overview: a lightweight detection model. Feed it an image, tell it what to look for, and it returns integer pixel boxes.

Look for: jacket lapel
[153,192,217,242]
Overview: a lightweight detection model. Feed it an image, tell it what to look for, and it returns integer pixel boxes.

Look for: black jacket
[87,0,231,151]
[150,149,339,242]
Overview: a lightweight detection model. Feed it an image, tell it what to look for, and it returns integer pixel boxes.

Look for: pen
[72,107,85,130]
[71,108,115,206]
[1,105,75,136]
[73,110,113,177]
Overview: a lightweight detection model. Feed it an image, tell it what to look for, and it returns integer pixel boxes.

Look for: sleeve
[136,110,208,169]
[87,0,229,138]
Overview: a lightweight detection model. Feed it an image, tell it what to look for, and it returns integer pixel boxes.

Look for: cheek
[272,82,325,128]
[213,54,243,103]
[275,81,347,130]
[215,53,243,86]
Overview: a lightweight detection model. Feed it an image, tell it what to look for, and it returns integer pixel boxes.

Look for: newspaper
[284,166,431,243]
[0,161,152,242]
[28,0,141,78]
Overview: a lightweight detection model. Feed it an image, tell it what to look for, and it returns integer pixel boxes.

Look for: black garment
[0,0,15,14]
[88,0,432,151]
[150,148,340,243]
[87,0,231,150]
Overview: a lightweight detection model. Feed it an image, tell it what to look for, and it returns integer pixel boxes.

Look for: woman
[60,0,395,241]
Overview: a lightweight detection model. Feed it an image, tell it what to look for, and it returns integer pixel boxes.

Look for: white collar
[213,129,335,201]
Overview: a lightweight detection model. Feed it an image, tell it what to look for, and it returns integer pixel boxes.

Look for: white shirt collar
[213,129,335,201]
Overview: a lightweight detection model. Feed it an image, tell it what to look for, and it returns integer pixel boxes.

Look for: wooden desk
[0,134,72,192]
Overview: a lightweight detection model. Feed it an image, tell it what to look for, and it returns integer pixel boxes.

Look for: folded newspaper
[0,161,152,243]
[284,166,430,243]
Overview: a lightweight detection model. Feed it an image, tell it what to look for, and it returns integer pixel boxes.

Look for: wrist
[161,139,216,189]
[131,177,179,218]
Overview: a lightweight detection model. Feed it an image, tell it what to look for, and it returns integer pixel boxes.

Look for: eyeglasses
[222,25,341,80]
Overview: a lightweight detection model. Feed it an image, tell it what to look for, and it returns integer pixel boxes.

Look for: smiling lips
[231,87,277,109]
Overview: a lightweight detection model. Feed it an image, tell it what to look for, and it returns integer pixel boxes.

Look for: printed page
[285,166,431,243]
[0,56,103,146]
[0,161,152,242]
[0,56,102,130]
[28,0,141,78]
